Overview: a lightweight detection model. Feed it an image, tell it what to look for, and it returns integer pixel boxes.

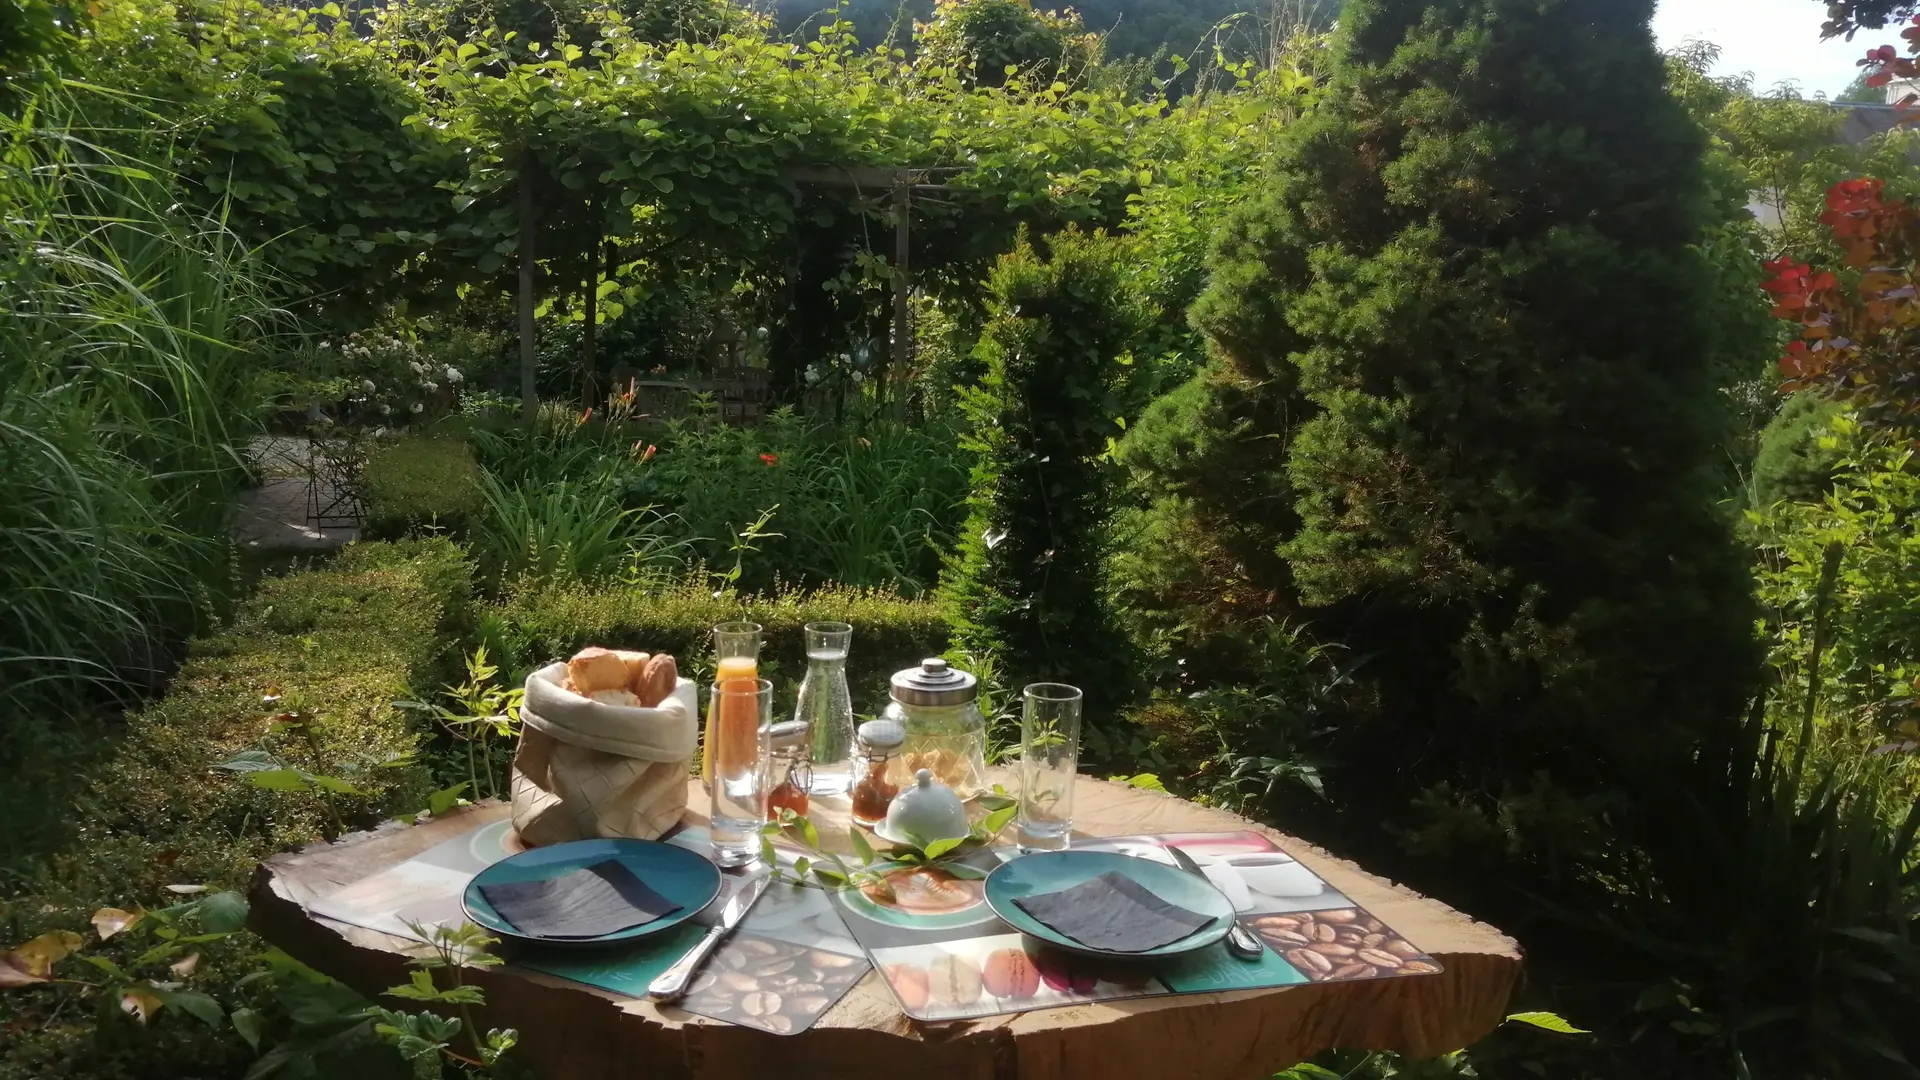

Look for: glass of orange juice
[704,621,762,790]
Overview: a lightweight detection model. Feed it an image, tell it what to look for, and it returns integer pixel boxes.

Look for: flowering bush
[318,327,464,426]
[1767,177,1920,429]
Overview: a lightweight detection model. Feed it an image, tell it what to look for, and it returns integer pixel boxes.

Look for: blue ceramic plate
[462,838,722,946]
[985,850,1236,959]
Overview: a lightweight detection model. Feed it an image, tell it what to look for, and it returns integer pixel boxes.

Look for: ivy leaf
[0,931,84,987]
[196,892,249,934]
[427,783,470,816]
[120,985,164,1023]
[216,750,282,773]
[231,1006,265,1050]
[981,804,1018,838]
[922,836,966,860]
[155,987,226,1028]
[246,769,311,793]
[1506,1011,1590,1035]
[848,826,875,866]
[92,907,143,941]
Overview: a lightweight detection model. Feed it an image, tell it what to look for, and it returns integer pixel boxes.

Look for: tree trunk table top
[250,775,1521,1079]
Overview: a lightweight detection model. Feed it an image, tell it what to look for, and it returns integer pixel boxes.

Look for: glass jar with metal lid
[880,658,987,799]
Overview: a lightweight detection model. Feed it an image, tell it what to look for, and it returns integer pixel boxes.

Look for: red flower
[631,441,657,463]
[578,407,593,426]
[759,453,778,466]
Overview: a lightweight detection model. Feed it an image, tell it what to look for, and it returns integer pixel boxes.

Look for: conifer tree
[1121,0,1760,891]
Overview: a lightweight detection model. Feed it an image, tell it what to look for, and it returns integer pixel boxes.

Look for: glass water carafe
[796,621,855,795]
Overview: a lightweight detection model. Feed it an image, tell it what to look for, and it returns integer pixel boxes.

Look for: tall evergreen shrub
[944,228,1152,709]
[1121,0,1761,892]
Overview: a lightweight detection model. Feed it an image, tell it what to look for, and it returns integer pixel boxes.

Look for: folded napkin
[1012,870,1218,953]
[479,860,681,939]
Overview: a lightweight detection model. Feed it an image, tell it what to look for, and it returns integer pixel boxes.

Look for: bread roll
[587,688,641,707]
[567,647,629,694]
[635,653,678,707]
[616,650,651,689]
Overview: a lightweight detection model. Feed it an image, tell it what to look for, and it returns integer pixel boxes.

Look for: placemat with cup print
[831,831,1443,1022]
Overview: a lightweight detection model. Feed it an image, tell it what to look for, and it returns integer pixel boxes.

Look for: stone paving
[229,435,358,552]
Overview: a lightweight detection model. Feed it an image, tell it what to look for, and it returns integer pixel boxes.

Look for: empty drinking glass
[707,676,771,868]
[796,621,854,795]
[1016,683,1083,853]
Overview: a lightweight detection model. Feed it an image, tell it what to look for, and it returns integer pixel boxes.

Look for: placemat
[306,820,868,1036]
[831,831,1444,1022]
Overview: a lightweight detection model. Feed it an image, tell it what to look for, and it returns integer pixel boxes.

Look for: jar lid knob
[915,768,933,788]
[922,658,948,675]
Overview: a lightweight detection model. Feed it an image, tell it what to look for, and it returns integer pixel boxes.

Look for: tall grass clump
[0,89,272,716]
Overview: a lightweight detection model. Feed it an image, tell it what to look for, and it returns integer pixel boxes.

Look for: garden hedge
[30,539,469,908]
[1,539,470,1078]
[358,434,485,540]
[488,580,951,710]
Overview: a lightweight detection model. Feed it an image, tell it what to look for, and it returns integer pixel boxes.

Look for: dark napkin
[1011,869,1219,953]
[479,860,681,939]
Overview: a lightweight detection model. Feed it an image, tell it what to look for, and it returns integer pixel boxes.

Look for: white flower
[851,371,865,385]
[379,404,392,415]
[317,341,331,351]
[755,326,769,340]
[359,379,376,394]
[372,427,388,438]
[423,381,439,393]
[408,360,427,375]
[444,365,463,384]
[803,366,820,385]
[410,402,424,414]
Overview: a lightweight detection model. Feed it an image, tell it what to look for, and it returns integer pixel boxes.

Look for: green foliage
[359,434,487,540]
[73,0,459,313]
[915,0,1094,88]
[942,228,1153,710]
[0,88,269,719]
[1590,711,1920,1077]
[0,541,471,1076]
[485,578,948,705]
[470,465,685,586]
[1750,392,1846,507]
[1126,0,1761,909]
[1751,415,1920,787]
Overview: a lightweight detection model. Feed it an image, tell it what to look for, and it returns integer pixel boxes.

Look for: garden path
[230,435,358,552]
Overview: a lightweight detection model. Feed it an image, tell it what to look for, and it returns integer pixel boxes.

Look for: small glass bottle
[767,719,812,818]
[795,622,855,795]
[849,718,906,828]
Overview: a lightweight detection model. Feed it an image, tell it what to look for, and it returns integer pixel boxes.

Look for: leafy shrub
[485,579,949,709]
[1750,392,1845,508]
[943,228,1153,710]
[359,434,486,540]
[1751,416,1920,787]
[916,0,1095,87]
[0,540,470,1077]
[1122,0,1760,910]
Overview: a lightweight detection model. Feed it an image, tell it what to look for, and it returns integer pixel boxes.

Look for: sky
[1652,0,1883,98]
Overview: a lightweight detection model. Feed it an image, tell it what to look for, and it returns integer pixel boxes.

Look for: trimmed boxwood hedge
[1,540,471,1078]
[357,434,485,541]
[72,539,469,894]
[487,580,951,711]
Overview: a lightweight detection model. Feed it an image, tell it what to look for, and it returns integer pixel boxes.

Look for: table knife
[647,873,771,1003]
[1166,845,1265,961]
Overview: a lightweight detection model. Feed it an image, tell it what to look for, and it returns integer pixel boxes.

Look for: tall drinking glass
[704,621,761,791]
[796,622,854,795]
[708,677,772,868]
[1016,683,1083,853]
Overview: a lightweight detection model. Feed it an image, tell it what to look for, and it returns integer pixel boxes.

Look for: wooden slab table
[251,775,1521,1079]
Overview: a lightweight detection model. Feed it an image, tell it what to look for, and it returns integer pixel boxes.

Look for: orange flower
[760,453,778,466]
[578,407,594,426]
[639,443,657,464]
